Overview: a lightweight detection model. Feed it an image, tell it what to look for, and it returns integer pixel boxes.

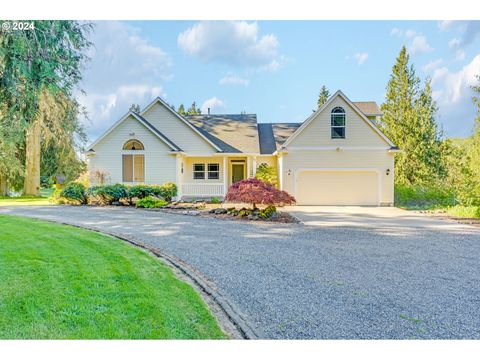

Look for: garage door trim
[294,168,382,206]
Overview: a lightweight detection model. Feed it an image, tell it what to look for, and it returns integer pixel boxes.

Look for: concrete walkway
[1,205,480,339]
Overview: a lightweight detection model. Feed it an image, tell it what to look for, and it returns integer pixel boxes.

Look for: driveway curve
[2,205,480,339]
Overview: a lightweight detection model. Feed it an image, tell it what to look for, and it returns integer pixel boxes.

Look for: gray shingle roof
[186,114,259,153]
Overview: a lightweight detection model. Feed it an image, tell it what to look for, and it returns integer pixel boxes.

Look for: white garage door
[296,170,379,205]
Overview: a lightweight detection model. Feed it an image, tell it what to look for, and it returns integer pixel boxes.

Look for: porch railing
[182,183,225,197]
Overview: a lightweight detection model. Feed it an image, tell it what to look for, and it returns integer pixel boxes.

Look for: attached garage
[295,169,380,206]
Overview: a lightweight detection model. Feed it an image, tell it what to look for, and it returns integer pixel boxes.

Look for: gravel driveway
[2,205,480,339]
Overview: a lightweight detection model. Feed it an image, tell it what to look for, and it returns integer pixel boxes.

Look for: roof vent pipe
[207,107,210,116]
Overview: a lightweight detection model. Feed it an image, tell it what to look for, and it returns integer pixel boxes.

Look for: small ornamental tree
[225,178,295,209]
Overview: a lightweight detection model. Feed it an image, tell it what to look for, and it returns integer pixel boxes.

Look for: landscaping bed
[145,202,299,223]
[54,179,298,223]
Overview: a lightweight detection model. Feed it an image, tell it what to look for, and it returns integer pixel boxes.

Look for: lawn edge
[1,213,258,340]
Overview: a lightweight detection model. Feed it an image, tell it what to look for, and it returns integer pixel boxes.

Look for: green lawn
[0,187,54,206]
[0,215,226,339]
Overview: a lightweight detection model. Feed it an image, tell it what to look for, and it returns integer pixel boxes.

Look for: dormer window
[331,107,346,139]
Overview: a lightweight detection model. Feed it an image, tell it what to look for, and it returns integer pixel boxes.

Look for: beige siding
[282,150,394,205]
[89,115,176,185]
[142,102,216,154]
[288,96,388,148]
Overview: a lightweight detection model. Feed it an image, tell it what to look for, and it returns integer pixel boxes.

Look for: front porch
[176,155,257,199]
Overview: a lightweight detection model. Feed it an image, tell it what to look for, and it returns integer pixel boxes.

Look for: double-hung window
[193,164,205,179]
[208,163,220,179]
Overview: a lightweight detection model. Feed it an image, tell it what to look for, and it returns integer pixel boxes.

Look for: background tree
[255,163,278,187]
[0,21,92,195]
[177,104,186,115]
[187,101,201,115]
[379,46,445,186]
[129,104,141,113]
[317,85,330,108]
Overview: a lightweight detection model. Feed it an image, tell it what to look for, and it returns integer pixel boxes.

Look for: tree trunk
[23,119,41,196]
[0,175,7,196]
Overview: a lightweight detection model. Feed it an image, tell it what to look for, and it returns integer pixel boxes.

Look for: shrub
[446,205,480,218]
[158,182,177,202]
[87,184,128,205]
[255,163,278,187]
[60,182,87,204]
[394,184,456,210]
[225,178,295,209]
[259,205,277,219]
[210,197,221,204]
[127,185,159,201]
[136,196,168,209]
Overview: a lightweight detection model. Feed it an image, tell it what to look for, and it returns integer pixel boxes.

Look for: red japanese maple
[225,178,296,209]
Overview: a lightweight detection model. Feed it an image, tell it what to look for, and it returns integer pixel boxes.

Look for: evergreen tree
[0,21,92,195]
[129,104,141,113]
[317,85,330,108]
[187,101,201,115]
[379,46,445,186]
[177,104,186,115]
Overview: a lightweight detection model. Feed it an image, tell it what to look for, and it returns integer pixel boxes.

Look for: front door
[231,163,245,184]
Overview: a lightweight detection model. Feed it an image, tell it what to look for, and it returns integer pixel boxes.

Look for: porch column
[223,156,228,196]
[247,157,251,178]
[278,154,284,190]
[176,154,183,200]
[252,156,257,177]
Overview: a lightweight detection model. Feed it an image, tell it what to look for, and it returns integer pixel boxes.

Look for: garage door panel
[296,170,378,205]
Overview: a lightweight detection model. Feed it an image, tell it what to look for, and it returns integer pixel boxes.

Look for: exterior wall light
[386,168,390,176]
[287,169,292,176]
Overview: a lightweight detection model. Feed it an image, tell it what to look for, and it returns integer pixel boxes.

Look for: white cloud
[410,35,434,55]
[440,21,480,48]
[201,97,225,114]
[353,52,369,65]
[422,59,443,73]
[78,21,172,141]
[219,73,250,86]
[449,38,461,48]
[177,21,284,70]
[405,29,416,38]
[390,28,403,37]
[431,54,480,136]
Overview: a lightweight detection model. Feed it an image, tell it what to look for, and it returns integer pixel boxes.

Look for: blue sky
[79,20,480,142]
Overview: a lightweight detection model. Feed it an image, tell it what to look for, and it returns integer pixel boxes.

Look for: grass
[0,215,226,339]
[394,184,480,219]
[445,205,480,219]
[0,187,54,206]
[394,184,456,210]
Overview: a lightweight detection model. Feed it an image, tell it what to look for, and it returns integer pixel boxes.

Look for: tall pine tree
[380,46,445,186]
[317,85,330,108]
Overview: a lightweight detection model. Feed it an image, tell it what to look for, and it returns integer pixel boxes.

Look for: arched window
[122,140,145,182]
[123,139,144,150]
[331,107,346,139]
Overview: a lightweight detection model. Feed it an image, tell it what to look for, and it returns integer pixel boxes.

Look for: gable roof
[280,90,394,149]
[88,111,182,152]
[140,97,223,152]
[186,114,260,154]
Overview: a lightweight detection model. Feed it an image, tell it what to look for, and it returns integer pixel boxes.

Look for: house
[86,90,398,206]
